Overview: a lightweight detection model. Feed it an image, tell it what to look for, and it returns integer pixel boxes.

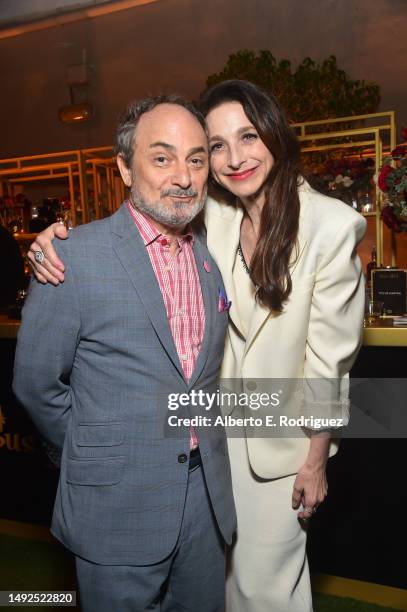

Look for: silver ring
[304,506,316,514]
[34,250,45,264]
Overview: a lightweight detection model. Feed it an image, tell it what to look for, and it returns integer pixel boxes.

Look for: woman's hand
[292,462,328,520]
[28,223,68,285]
[292,432,330,520]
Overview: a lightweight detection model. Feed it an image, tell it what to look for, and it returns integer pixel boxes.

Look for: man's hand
[28,223,68,285]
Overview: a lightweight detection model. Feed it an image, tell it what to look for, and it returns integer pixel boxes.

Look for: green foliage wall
[206,50,381,122]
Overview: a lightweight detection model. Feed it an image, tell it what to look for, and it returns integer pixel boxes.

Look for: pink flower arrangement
[378,144,407,232]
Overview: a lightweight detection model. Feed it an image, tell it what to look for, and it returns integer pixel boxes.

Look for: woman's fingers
[27,250,64,285]
[292,468,327,520]
[33,271,48,284]
[28,223,68,283]
[297,503,317,521]
[292,484,303,510]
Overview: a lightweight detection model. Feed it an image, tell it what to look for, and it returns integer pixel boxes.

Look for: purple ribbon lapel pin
[218,288,231,313]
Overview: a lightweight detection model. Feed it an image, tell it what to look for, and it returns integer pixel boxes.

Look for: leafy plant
[205,50,380,122]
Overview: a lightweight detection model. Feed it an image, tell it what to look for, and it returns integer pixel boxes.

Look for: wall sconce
[58,56,94,124]
[58,100,93,123]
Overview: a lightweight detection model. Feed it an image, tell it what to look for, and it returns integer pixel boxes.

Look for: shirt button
[177,309,184,316]
[180,355,188,361]
[178,453,188,464]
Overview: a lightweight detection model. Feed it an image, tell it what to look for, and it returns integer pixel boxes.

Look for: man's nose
[172,163,192,188]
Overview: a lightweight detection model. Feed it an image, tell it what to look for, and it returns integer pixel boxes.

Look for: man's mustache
[161,188,198,198]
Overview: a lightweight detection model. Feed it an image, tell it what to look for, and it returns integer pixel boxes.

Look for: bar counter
[3,314,407,345]
[1,313,406,589]
[362,318,407,346]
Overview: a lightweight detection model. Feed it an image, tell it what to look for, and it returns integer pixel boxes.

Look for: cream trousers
[226,435,313,612]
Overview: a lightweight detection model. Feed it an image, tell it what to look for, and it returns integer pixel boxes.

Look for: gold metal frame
[298,126,384,264]
[292,111,396,151]
[294,112,400,266]
[0,146,122,226]
[0,111,401,265]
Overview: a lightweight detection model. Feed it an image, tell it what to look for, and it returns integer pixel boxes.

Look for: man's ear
[116,155,132,187]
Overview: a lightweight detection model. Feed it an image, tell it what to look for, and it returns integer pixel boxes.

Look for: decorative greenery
[205,50,380,122]
[378,144,407,232]
[305,154,375,210]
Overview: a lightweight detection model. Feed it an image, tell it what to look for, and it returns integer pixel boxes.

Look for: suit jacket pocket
[66,456,124,485]
[76,422,124,447]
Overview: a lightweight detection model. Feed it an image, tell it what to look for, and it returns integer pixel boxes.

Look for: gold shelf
[363,319,407,347]
[13,233,38,242]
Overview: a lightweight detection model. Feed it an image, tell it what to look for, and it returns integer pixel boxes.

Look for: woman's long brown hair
[199,79,301,312]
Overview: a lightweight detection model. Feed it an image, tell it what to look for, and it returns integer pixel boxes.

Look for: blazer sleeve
[12,252,80,449]
[301,213,367,426]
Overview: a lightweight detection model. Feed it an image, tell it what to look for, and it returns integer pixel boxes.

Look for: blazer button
[178,453,188,464]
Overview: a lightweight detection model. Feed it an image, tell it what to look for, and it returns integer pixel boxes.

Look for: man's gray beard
[130,185,207,228]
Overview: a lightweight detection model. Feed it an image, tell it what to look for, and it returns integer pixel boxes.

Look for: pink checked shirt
[128,202,205,449]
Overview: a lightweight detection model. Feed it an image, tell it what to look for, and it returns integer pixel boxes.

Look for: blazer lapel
[244,185,310,357]
[243,237,308,356]
[205,201,245,337]
[110,205,185,380]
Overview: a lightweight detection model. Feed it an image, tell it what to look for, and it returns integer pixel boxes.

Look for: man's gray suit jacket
[13,203,236,565]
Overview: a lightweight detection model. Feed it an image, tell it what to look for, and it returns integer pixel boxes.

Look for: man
[13,96,236,612]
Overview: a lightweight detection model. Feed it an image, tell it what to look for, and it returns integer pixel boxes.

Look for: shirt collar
[127,201,194,247]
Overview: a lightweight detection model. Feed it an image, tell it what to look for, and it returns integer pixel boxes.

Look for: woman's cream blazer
[205,180,367,479]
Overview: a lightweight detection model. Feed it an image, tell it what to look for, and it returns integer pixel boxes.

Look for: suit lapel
[187,235,214,389]
[205,202,245,336]
[110,205,185,380]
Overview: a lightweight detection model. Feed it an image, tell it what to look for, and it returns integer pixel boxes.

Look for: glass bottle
[366,246,377,289]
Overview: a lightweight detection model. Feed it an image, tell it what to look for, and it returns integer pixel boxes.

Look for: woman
[27,80,366,611]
